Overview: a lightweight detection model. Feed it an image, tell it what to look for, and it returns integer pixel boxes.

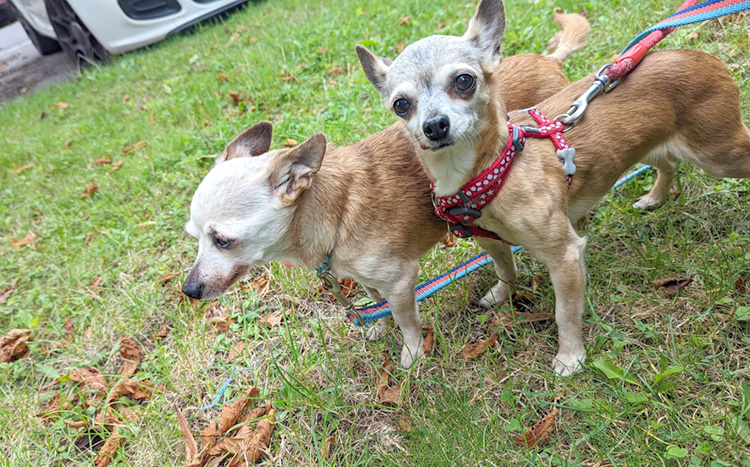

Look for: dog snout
[423,115,450,141]
[182,280,204,299]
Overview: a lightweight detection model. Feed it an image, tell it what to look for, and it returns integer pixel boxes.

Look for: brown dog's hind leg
[528,222,587,376]
[383,262,424,369]
[634,147,679,210]
[476,238,517,309]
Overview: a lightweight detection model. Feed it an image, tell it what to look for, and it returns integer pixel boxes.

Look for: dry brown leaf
[496,310,552,328]
[201,421,219,451]
[12,231,36,249]
[229,91,242,105]
[317,277,358,300]
[461,331,499,360]
[9,162,34,174]
[650,276,692,293]
[111,159,123,170]
[64,420,87,430]
[119,337,141,376]
[396,413,413,432]
[280,71,296,83]
[259,312,285,329]
[516,408,559,448]
[284,138,298,148]
[69,367,107,403]
[122,141,147,154]
[217,73,228,81]
[669,185,681,200]
[239,407,275,464]
[327,66,343,75]
[377,352,401,405]
[93,425,123,467]
[362,107,372,115]
[247,274,269,294]
[326,79,337,86]
[153,323,168,340]
[395,42,405,54]
[122,94,129,103]
[51,102,68,109]
[95,157,112,165]
[159,272,179,284]
[57,316,75,346]
[0,279,19,304]
[321,435,334,461]
[686,31,700,40]
[227,341,245,362]
[440,232,457,247]
[735,273,749,294]
[38,393,76,420]
[175,404,199,464]
[208,315,235,329]
[108,379,156,404]
[90,277,104,295]
[422,327,434,354]
[397,15,411,25]
[81,182,99,199]
[0,328,32,363]
[219,387,260,435]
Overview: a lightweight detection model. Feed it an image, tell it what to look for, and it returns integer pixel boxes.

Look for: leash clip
[317,266,367,326]
[562,64,619,125]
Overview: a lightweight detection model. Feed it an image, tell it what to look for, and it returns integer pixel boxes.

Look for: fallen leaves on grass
[495,310,552,328]
[284,138,298,148]
[122,141,147,154]
[153,323,169,340]
[51,102,68,109]
[81,182,99,199]
[397,15,411,25]
[226,341,245,362]
[94,157,112,165]
[245,274,269,294]
[179,387,275,466]
[205,303,236,330]
[377,352,401,405]
[461,330,499,360]
[119,337,141,376]
[93,426,124,467]
[69,367,108,404]
[327,66,343,75]
[229,91,244,105]
[735,273,749,294]
[0,279,19,304]
[316,278,358,300]
[9,162,34,174]
[12,231,36,249]
[650,276,692,293]
[111,159,123,170]
[422,327,434,354]
[321,436,335,461]
[159,272,179,284]
[259,311,287,329]
[395,42,405,53]
[0,328,32,363]
[280,71,296,83]
[516,408,559,448]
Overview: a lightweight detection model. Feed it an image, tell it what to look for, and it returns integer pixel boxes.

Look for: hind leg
[634,152,678,210]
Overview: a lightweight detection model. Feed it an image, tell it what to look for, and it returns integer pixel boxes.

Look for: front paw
[400,339,424,369]
[552,351,586,376]
[479,285,509,309]
[633,193,664,210]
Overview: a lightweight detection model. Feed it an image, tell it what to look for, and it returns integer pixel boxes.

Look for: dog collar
[430,109,575,240]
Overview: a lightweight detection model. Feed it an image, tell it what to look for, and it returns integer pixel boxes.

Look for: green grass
[1,0,749,465]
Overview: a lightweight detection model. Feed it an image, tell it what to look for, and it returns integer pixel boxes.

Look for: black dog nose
[182,281,204,299]
[423,116,450,141]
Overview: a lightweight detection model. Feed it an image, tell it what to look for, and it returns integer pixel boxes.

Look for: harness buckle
[562,64,619,125]
[450,224,474,238]
[447,206,482,219]
[512,125,525,152]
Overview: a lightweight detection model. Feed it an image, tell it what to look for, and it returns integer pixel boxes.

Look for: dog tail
[545,10,590,63]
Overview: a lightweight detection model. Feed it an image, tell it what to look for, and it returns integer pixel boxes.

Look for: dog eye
[214,237,233,249]
[393,99,411,116]
[455,74,475,92]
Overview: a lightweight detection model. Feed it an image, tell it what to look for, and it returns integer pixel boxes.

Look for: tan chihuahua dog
[182,13,590,369]
[357,0,750,375]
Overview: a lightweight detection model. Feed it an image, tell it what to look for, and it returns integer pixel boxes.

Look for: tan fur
[439,49,750,374]
[545,10,590,63]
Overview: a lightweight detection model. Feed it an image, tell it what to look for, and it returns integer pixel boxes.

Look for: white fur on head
[463,0,506,64]
[218,121,274,163]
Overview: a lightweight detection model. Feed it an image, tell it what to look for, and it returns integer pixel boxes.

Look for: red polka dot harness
[430,109,576,240]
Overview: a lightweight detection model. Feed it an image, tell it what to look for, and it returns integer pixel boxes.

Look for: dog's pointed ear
[270,133,327,206]
[218,121,274,163]
[356,45,392,93]
[463,0,505,61]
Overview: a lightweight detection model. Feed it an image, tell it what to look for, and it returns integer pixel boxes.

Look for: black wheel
[44,0,107,67]
[10,1,61,55]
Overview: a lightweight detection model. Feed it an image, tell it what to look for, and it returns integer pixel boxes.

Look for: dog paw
[478,283,510,309]
[400,339,424,369]
[633,194,664,210]
[365,324,385,341]
[552,352,586,376]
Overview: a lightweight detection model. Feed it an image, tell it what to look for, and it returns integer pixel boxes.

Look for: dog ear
[356,45,393,94]
[218,121,274,162]
[463,0,505,61]
[270,133,327,206]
